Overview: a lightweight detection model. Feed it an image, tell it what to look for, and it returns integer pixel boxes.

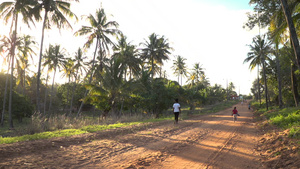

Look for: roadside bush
[12,92,34,122]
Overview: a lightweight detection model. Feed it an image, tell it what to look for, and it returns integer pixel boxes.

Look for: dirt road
[0,103,262,169]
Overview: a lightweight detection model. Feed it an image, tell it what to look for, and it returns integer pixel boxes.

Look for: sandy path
[0,103,262,169]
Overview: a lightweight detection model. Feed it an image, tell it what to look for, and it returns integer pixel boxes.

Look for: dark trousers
[174,112,179,123]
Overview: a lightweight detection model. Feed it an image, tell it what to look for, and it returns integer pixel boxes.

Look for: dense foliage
[0,0,242,128]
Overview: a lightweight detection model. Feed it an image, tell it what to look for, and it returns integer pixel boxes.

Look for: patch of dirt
[1,103,297,168]
[254,115,300,169]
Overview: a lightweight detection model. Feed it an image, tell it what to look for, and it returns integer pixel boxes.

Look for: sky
[0,0,260,95]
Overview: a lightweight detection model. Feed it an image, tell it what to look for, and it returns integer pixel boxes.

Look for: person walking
[173,99,181,124]
[232,107,239,122]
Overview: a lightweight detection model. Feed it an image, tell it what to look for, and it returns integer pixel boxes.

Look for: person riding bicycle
[232,107,239,122]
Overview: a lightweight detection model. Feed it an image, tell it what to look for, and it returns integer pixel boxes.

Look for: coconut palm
[279,0,300,69]
[0,35,14,127]
[74,8,120,116]
[31,0,77,113]
[244,34,272,110]
[192,63,204,83]
[16,35,37,95]
[113,34,141,81]
[0,0,36,128]
[228,82,235,93]
[140,33,172,80]
[269,2,300,107]
[85,56,127,117]
[74,8,120,80]
[60,58,75,114]
[42,44,66,112]
[172,55,187,85]
[69,48,87,115]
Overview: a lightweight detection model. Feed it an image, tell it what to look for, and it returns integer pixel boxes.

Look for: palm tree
[16,35,37,95]
[61,58,75,114]
[0,0,36,128]
[140,33,172,80]
[0,35,13,127]
[42,44,66,112]
[69,48,87,114]
[279,0,300,69]
[228,82,235,93]
[113,34,141,81]
[244,34,272,110]
[191,63,204,83]
[172,55,187,85]
[86,56,127,117]
[74,8,120,116]
[269,2,299,108]
[31,0,77,113]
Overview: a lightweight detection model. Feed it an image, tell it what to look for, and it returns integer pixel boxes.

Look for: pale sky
[0,0,260,95]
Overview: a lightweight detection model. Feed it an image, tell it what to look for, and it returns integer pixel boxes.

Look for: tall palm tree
[279,0,300,69]
[74,8,120,116]
[244,34,272,110]
[228,82,235,93]
[61,58,74,114]
[269,2,300,107]
[31,0,77,113]
[86,56,126,117]
[140,33,172,80]
[113,34,140,81]
[0,35,14,127]
[191,62,204,83]
[16,35,37,95]
[69,48,87,114]
[42,44,66,112]
[0,0,36,128]
[172,55,187,85]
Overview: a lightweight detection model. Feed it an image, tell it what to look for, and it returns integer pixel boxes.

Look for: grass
[0,122,142,144]
[0,100,239,144]
[252,101,300,138]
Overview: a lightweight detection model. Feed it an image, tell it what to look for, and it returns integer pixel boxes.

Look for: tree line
[0,0,239,129]
[244,0,300,110]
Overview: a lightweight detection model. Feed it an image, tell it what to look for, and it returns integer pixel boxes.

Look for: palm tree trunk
[37,10,48,113]
[257,65,261,105]
[1,60,11,127]
[65,75,71,115]
[43,71,49,115]
[77,38,99,117]
[69,72,78,115]
[275,50,283,108]
[280,0,300,70]
[48,67,56,112]
[291,63,299,106]
[23,66,26,95]
[181,73,183,86]
[9,14,19,129]
[151,57,154,80]
[262,61,268,110]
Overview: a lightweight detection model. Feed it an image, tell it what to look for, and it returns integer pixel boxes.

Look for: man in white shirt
[173,99,181,124]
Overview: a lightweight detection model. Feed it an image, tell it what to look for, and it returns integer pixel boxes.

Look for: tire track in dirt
[147,103,262,169]
[0,103,262,169]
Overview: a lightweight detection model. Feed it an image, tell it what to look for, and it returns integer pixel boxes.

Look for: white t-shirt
[173,103,180,112]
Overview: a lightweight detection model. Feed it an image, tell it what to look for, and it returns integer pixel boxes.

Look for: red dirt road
[0,103,262,169]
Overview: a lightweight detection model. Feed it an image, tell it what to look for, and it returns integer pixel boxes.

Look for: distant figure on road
[232,107,239,122]
[248,103,251,110]
[173,99,181,124]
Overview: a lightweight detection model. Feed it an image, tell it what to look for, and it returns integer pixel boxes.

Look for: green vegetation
[252,101,300,138]
[0,1,244,137]
[0,100,238,144]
